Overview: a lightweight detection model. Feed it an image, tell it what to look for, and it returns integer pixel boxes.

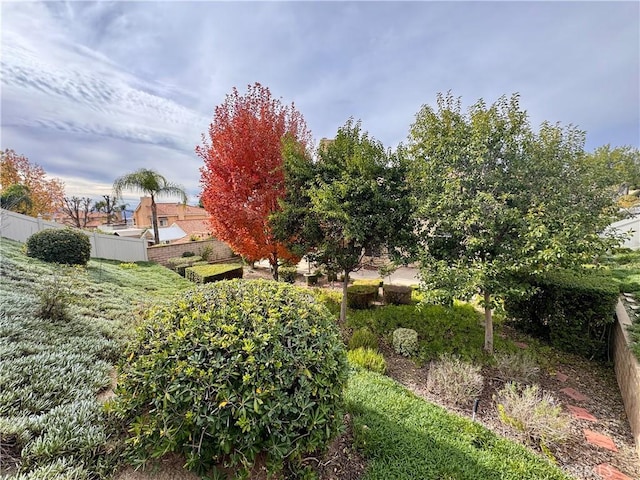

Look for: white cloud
[1,0,638,203]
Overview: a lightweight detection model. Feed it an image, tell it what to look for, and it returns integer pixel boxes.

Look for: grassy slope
[0,238,191,479]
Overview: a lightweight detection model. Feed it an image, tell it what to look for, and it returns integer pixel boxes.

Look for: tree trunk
[271,254,279,281]
[483,290,493,354]
[340,271,349,323]
[151,194,160,245]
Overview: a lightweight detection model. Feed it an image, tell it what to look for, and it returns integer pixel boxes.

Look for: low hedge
[347,285,378,309]
[504,269,619,360]
[185,263,243,283]
[167,256,204,276]
[382,284,412,305]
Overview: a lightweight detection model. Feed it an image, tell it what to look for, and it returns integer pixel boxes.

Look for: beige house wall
[147,238,236,267]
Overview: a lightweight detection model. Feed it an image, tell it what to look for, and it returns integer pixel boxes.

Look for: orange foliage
[0,149,65,217]
[197,83,311,267]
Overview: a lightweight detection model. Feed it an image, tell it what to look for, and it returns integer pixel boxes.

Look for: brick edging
[613,299,640,460]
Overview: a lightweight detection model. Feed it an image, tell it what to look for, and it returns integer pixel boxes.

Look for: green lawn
[347,370,570,480]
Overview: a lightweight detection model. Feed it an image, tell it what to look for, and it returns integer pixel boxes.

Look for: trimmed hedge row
[504,269,619,360]
[346,285,378,309]
[185,263,243,283]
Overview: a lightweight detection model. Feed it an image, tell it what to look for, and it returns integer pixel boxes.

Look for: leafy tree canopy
[406,92,622,352]
[0,149,64,217]
[273,118,415,322]
[197,83,311,279]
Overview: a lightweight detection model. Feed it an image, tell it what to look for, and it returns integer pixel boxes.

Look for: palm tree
[113,169,187,244]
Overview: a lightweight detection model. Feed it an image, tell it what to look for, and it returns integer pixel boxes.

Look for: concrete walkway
[257,258,420,286]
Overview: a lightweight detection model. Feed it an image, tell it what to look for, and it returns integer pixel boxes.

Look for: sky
[1,0,639,207]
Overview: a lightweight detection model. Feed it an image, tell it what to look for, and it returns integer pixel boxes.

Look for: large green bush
[111,279,348,476]
[504,269,619,359]
[26,228,91,266]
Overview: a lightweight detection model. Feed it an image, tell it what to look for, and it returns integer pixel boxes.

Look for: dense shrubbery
[110,279,348,477]
[278,265,297,283]
[382,284,413,305]
[26,228,91,265]
[504,269,619,359]
[346,284,378,309]
[184,263,243,283]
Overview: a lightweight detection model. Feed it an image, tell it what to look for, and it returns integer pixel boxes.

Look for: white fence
[0,209,148,262]
[609,216,640,250]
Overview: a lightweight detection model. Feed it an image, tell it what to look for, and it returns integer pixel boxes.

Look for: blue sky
[1,1,639,206]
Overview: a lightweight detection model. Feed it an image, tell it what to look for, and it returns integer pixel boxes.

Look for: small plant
[37,281,70,322]
[426,354,483,406]
[279,266,297,283]
[348,328,379,351]
[494,351,540,384]
[119,262,138,269]
[347,347,386,374]
[495,382,570,448]
[199,244,213,261]
[392,328,418,357]
[181,251,195,257]
[26,228,91,266]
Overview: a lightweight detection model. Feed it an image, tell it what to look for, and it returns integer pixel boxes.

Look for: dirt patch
[381,335,640,480]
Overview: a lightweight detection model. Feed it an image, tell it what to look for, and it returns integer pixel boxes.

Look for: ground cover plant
[0,238,190,479]
[601,248,640,359]
[346,370,571,480]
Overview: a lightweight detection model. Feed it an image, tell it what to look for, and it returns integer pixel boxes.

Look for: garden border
[613,299,640,459]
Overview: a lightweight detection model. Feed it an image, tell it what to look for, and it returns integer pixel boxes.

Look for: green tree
[0,184,33,214]
[406,92,621,353]
[584,145,640,208]
[273,119,414,322]
[113,169,187,245]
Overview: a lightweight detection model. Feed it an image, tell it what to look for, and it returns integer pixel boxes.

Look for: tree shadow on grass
[346,370,570,480]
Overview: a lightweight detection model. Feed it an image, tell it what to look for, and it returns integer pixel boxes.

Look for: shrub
[185,263,243,283]
[426,354,483,406]
[26,228,91,266]
[199,245,213,261]
[495,382,569,448]
[37,281,70,322]
[504,269,619,360]
[346,285,378,309]
[181,251,195,257]
[352,278,383,288]
[382,284,413,305]
[392,328,418,357]
[111,279,348,476]
[347,348,386,374]
[278,266,297,283]
[348,327,379,351]
[494,352,539,384]
[167,256,204,276]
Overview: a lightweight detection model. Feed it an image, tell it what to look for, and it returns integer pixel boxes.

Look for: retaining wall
[613,300,640,459]
[147,238,237,267]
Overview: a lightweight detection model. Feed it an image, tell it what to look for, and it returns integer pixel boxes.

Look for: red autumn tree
[0,149,65,218]
[196,83,312,280]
